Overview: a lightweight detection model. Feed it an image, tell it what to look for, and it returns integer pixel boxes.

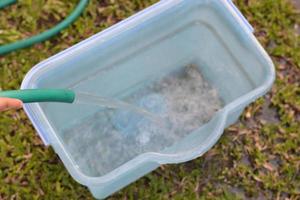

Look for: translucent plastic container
[21,0,275,199]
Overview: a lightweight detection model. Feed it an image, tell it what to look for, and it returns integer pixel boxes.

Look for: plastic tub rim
[21,0,275,186]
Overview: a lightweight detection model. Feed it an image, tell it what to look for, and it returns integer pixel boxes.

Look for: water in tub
[62,65,223,176]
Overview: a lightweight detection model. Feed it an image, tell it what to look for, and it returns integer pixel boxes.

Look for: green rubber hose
[0,0,89,55]
[0,0,17,9]
[0,89,76,103]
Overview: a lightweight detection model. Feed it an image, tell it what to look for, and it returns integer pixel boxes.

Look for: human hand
[0,98,23,111]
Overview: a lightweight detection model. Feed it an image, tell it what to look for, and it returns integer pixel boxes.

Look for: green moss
[0,0,299,199]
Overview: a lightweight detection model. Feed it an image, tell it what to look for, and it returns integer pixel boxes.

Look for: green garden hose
[0,89,76,103]
[0,0,17,9]
[0,0,89,55]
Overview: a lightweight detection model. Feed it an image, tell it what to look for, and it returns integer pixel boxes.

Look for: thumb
[0,98,23,111]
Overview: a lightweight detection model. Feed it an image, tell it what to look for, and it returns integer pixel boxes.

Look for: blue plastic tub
[21,0,275,198]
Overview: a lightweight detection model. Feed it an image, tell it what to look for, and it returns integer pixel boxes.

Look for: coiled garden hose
[0,0,89,55]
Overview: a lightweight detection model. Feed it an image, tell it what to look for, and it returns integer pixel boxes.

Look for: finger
[0,98,23,111]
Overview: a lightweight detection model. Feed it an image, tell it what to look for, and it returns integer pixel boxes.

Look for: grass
[0,0,299,199]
